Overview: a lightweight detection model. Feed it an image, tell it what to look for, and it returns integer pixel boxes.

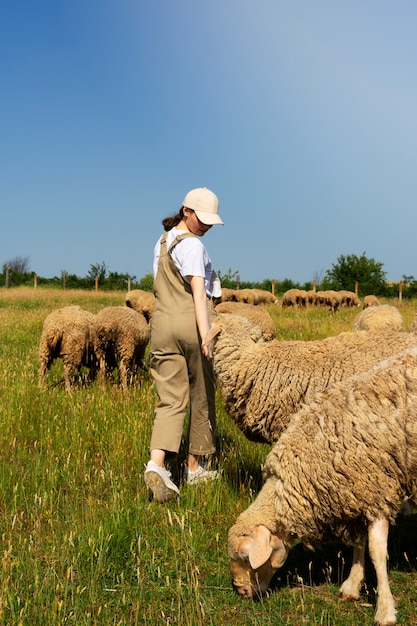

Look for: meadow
[0,287,417,625]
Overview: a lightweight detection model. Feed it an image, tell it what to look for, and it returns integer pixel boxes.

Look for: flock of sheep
[38,287,417,624]
[38,301,150,392]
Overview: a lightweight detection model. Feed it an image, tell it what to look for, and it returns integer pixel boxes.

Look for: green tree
[323,252,387,296]
[87,262,108,287]
[137,273,154,291]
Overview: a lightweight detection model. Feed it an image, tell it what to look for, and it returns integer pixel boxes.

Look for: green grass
[0,287,416,624]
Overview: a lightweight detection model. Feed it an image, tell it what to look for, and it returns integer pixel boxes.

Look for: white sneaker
[184,464,219,485]
[144,460,180,502]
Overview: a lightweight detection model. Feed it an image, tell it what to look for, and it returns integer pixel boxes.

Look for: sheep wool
[214,302,276,341]
[94,306,150,389]
[208,313,417,443]
[228,346,417,625]
[352,305,404,332]
[38,305,97,393]
[125,289,155,324]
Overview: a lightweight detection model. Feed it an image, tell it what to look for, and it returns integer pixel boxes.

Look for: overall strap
[168,232,196,254]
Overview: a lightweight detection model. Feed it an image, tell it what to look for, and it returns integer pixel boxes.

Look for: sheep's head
[229,524,290,598]
[204,313,264,348]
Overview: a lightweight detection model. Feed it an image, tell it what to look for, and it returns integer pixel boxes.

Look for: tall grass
[0,287,416,625]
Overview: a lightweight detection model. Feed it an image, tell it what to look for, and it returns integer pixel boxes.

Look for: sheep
[217,287,236,303]
[232,288,258,305]
[205,313,417,443]
[214,302,276,341]
[363,294,380,308]
[38,305,97,393]
[352,305,404,332]
[125,289,155,323]
[228,346,417,625]
[339,290,361,308]
[281,288,307,307]
[94,306,150,389]
[250,289,279,305]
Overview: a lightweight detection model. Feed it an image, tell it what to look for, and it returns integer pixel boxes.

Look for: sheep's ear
[203,322,222,345]
[269,535,288,569]
[248,525,273,570]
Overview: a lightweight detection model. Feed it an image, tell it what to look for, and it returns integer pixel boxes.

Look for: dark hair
[162,207,184,232]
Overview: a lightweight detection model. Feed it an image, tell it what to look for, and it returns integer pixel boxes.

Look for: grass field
[0,287,416,625]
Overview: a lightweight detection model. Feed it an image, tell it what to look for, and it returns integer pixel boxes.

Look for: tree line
[1,253,417,299]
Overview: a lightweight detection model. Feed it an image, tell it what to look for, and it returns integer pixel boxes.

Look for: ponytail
[161,208,184,231]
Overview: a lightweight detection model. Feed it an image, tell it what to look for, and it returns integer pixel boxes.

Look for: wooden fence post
[399,280,403,303]
[95,275,99,292]
[33,273,37,289]
[355,281,359,296]
[271,279,275,295]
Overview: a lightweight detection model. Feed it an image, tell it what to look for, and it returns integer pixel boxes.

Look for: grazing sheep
[94,306,150,389]
[232,288,258,305]
[216,287,236,303]
[314,290,341,312]
[363,294,380,308]
[339,290,362,308]
[250,289,279,305]
[214,302,276,341]
[205,313,417,443]
[352,305,404,332]
[228,346,417,625]
[38,305,97,393]
[125,289,155,323]
[282,288,307,307]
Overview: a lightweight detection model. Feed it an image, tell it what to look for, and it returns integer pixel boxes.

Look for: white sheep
[38,305,97,393]
[205,313,417,443]
[125,289,155,323]
[94,306,150,389]
[339,290,361,308]
[214,301,276,341]
[352,305,404,332]
[363,294,380,308]
[228,346,417,625]
[281,288,307,307]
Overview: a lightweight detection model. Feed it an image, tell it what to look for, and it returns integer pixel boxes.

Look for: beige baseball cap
[182,187,224,225]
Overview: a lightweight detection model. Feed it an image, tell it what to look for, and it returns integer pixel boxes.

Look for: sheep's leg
[368,517,396,626]
[63,366,73,394]
[339,540,365,600]
[119,360,127,390]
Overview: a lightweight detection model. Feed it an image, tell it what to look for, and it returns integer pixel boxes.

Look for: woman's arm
[189,275,211,358]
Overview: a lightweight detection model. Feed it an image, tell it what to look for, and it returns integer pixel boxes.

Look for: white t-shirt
[153,227,221,298]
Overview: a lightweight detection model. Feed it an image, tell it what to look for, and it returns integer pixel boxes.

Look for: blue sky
[2,0,417,284]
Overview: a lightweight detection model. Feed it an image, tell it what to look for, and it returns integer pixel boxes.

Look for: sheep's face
[231,555,276,598]
[230,525,289,599]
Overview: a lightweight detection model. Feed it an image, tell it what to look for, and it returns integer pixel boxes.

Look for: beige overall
[149,232,217,457]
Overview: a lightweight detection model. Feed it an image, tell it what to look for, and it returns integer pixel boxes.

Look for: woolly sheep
[352,305,404,332]
[214,302,276,341]
[363,294,380,308]
[339,290,361,308]
[314,290,341,312]
[249,289,279,305]
[125,289,155,323]
[232,288,258,305]
[228,346,417,624]
[216,287,236,303]
[205,313,417,443]
[281,288,307,307]
[38,305,97,393]
[94,306,150,389]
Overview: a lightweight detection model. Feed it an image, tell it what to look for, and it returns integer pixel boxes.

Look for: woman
[144,187,224,502]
